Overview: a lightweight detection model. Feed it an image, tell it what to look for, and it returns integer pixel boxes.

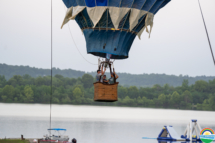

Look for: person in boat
[96,65,106,82]
[72,138,77,143]
[108,71,119,84]
[102,75,108,84]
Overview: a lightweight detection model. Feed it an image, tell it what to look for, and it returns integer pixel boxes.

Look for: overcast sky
[0,0,215,76]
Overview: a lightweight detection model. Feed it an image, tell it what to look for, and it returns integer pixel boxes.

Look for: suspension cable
[67,24,97,65]
[198,0,215,66]
[62,6,97,65]
[63,6,118,66]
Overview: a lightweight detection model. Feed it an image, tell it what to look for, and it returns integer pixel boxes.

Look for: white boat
[43,128,69,141]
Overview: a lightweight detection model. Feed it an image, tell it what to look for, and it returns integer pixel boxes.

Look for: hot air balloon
[61,0,171,102]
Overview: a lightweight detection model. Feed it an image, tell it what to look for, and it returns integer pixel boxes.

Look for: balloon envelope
[62,0,171,59]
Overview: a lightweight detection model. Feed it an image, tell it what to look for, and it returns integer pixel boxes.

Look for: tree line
[0,74,215,111]
[1,63,215,87]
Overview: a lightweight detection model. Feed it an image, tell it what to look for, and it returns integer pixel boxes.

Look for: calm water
[0,103,215,143]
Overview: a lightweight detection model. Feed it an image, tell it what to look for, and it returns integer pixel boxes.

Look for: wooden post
[21,135,24,140]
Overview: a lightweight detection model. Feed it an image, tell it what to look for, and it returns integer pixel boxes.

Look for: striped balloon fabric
[62,0,171,59]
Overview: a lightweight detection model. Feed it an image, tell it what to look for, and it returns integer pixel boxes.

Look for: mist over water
[0,103,215,143]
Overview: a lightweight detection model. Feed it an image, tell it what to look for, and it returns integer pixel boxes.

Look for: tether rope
[50,0,53,135]
[198,0,215,66]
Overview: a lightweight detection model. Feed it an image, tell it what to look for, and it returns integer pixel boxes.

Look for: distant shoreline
[1,63,215,87]
[0,102,200,111]
[1,103,215,125]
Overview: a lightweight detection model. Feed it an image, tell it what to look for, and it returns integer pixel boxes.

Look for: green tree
[194,80,208,92]
[73,87,83,97]
[158,94,167,108]
[139,87,154,99]
[169,91,181,108]
[73,87,84,103]
[18,94,25,102]
[202,99,211,111]
[128,86,139,99]
[179,101,187,109]
[61,95,71,104]
[54,74,64,79]
[66,78,77,86]
[0,75,7,88]
[181,79,189,91]
[7,75,23,87]
[182,90,192,104]
[52,77,63,87]
[53,90,61,100]
[2,85,15,102]
[84,87,94,99]
[153,98,160,107]
[163,84,171,95]
[122,96,135,106]
[118,86,128,99]
[22,74,34,85]
[14,97,18,102]
[35,76,49,86]
[1,95,7,102]
[141,96,148,107]
[196,103,202,110]
[52,97,60,103]
[192,91,203,104]
[38,85,50,103]
[137,96,143,106]
[209,94,215,110]
[152,84,162,92]
[23,74,32,79]
[24,85,34,102]
[82,74,94,89]
[148,99,155,107]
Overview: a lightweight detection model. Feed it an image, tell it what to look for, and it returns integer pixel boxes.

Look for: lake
[0,103,215,143]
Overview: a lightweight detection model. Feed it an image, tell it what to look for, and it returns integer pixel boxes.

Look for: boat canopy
[48,128,66,131]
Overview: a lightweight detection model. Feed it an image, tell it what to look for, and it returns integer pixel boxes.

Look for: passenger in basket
[108,71,119,84]
[96,65,106,82]
[102,75,108,84]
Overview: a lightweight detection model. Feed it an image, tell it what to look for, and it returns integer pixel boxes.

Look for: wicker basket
[94,82,118,102]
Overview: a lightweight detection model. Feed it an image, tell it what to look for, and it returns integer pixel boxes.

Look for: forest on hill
[0,63,215,87]
[0,74,215,111]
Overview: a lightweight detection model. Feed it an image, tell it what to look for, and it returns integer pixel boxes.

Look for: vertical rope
[198,0,215,66]
[50,0,53,135]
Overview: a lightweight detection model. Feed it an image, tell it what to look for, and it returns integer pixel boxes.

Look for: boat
[43,128,69,141]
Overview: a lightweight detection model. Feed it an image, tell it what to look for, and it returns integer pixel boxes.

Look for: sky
[0,0,215,76]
